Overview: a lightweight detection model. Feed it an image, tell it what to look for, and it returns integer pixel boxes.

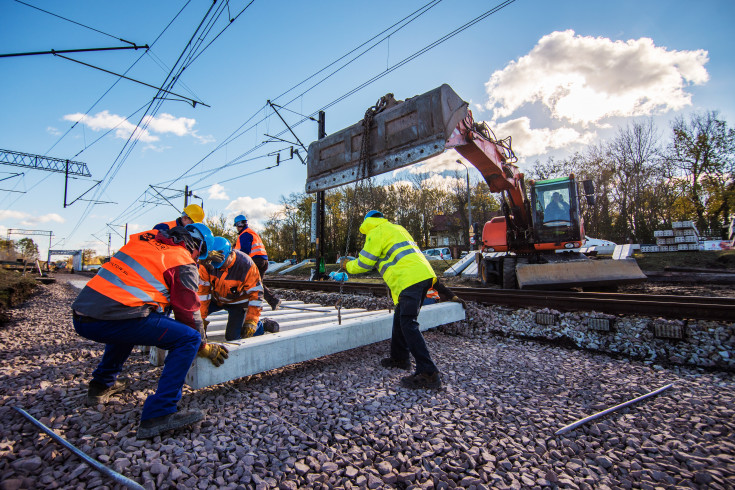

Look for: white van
[422,247,451,260]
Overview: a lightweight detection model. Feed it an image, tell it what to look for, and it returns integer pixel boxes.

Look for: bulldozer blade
[516,258,647,289]
[305,84,468,193]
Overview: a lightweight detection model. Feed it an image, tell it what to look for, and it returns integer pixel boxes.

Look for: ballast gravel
[0,281,733,489]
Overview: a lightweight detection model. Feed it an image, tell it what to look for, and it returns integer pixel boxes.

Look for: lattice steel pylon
[0,149,91,176]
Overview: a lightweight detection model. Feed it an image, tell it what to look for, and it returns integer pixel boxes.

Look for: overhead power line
[0,45,148,58]
[0,148,91,176]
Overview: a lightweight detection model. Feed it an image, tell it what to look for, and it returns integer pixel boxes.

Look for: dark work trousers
[207,302,264,340]
[252,256,279,308]
[390,278,437,375]
[73,312,201,421]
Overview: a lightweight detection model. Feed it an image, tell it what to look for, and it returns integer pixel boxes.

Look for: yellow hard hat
[182,204,204,223]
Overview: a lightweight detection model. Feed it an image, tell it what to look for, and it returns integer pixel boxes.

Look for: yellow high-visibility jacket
[346,217,436,304]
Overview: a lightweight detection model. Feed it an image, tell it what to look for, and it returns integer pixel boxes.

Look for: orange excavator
[306,84,645,289]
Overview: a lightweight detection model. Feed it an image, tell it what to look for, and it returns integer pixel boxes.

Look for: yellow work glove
[241,321,258,339]
[198,343,229,367]
[450,295,467,307]
[339,257,350,271]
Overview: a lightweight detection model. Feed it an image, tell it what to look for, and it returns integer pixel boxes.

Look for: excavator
[305,84,646,289]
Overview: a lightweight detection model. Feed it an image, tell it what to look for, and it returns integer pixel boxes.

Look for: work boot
[400,372,442,390]
[86,378,128,406]
[269,299,282,311]
[380,357,411,370]
[136,409,203,440]
[262,318,280,333]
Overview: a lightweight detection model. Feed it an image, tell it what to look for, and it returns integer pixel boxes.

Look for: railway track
[266,279,735,322]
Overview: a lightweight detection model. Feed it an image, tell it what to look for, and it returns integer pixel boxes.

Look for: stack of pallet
[646,221,699,253]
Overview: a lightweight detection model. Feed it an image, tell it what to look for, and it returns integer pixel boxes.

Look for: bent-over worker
[200,236,278,341]
[71,224,229,439]
[342,210,448,390]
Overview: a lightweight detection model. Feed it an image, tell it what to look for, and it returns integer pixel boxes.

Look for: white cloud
[493,117,597,158]
[226,196,284,231]
[46,126,61,136]
[0,210,65,227]
[485,30,709,124]
[406,149,464,175]
[421,174,464,190]
[208,183,229,200]
[62,111,212,144]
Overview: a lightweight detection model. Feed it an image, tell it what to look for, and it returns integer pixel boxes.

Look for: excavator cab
[530,176,584,249]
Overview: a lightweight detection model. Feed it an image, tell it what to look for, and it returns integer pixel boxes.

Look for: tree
[668,111,735,234]
[82,249,96,265]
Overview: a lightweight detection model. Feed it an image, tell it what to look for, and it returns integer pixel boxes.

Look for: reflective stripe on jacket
[197,264,212,318]
[234,227,269,260]
[201,250,263,324]
[84,230,194,312]
[345,217,436,304]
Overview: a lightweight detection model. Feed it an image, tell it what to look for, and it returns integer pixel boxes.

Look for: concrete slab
[264,262,288,274]
[444,252,477,277]
[185,302,465,389]
[613,244,641,260]
[278,260,311,274]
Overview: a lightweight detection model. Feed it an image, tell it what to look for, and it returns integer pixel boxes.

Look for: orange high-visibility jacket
[84,230,195,313]
[153,219,182,232]
[234,227,268,260]
[199,250,263,324]
[426,288,440,301]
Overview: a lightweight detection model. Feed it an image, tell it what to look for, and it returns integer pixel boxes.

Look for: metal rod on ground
[13,406,144,490]
[555,384,673,436]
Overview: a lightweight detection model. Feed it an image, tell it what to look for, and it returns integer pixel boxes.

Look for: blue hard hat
[234,214,247,227]
[185,223,214,260]
[364,210,384,220]
[210,236,232,269]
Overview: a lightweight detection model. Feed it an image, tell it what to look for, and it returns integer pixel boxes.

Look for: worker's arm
[240,264,264,325]
[433,280,455,301]
[345,231,382,274]
[163,262,205,341]
[197,264,212,320]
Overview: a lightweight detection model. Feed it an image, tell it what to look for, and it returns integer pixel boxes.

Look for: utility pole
[107,233,112,261]
[314,111,327,280]
[457,159,472,251]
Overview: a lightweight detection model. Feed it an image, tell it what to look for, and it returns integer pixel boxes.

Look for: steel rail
[265,279,735,321]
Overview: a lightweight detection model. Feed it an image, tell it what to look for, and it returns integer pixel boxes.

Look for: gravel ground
[1,281,734,489]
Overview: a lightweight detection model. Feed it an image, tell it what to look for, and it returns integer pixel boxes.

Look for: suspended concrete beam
[184,301,465,389]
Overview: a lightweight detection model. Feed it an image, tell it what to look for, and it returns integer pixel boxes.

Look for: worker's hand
[241,320,258,339]
[338,257,350,271]
[203,319,210,332]
[202,250,224,266]
[450,295,467,307]
[198,343,229,367]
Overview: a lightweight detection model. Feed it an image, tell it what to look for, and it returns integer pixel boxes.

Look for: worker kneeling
[342,210,449,390]
[71,224,229,440]
[200,237,279,341]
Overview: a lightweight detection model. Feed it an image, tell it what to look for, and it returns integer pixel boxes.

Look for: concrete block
[185,302,465,389]
[278,260,311,274]
[444,252,477,277]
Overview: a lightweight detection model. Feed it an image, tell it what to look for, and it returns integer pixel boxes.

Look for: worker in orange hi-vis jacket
[200,236,279,341]
[233,214,282,311]
[154,204,205,232]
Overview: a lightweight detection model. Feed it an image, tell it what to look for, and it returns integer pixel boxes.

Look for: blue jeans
[390,278,437,374]
[207,303,264,340]
[73,312,201,421]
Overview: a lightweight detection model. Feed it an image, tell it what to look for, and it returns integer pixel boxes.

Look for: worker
[423,280,466,306]
[544,192,570,222]
[200,236,279,341]
[233,214,282,311]
[341,210,447,390]
[154,204,205,232]
[71,223,229,440]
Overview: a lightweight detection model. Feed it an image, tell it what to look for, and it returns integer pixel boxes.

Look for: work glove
[202,250,224,266]
[338,257,350,271]
[203,319,210,332]
[450,295,467,307]
[198,343,229,367]
[241,320,258,339]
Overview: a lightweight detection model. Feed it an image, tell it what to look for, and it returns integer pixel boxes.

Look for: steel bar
[555,384,674,436]
[13,406,144,489]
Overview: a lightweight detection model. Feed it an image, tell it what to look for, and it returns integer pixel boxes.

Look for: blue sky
[1,0,733,257]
